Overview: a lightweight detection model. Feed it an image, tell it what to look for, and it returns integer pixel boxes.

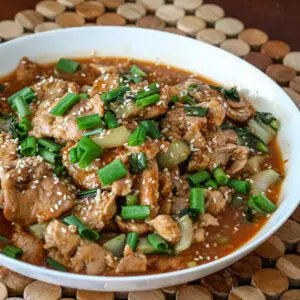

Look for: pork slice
[116,254,147,274]
[16,57,39,83]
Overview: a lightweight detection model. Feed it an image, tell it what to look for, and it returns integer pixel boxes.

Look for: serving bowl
[0,27,300,291]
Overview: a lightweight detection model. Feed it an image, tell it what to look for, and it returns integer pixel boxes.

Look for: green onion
[136,83,160,100]
[56,58,80,74]
[14,96,30,117]
[140,120,160,139]
[18,117,32,132]
[50,93,80,116]
[188,170,210,185]
[248,193,277,214]
[63,215,99,241]
[126,195,138,206]
[121,205,151,220]
[78,149,100,168]
[79,93,89,100]
[20,136,37,157]
[126,232,139,251]
[129,152,147,174]
[37,138,62,153]
[8,87,36,105]
[101,86,130,104]
[136,94,160,107]
[213,167,229,185]
[78,189,98,198]
[76,114,102,130]
[128,126,147,146]
[76,146,84,161]
[256,141,269,153]
[0,236,8,241]
[53,163,68,178]
[190,187,205,214]
[247,198,266,215]
[2,245,23,259]
[181,95,196,105]
[83,128,104,137]
[147,233,168,252]
[46,257,67,271]
[184,106,209,117]
[130,65,146,77]
[38,148,58,164]
[78,136,103,153]
[177,208,199,222]
[170,95,179,103]
[104,111,119,129]
[97,159,128,185]
[70,147,78,163]
[103,234,126,257]
[228,179,250,194]
[204,179,218,189]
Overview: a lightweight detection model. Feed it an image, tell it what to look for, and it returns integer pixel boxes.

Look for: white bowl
[0,27,300,291]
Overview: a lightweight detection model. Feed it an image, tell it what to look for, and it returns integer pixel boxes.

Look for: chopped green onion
[38,148,58,164]
[248,193,277,214]
[2,245,23,259]
[126,232,139,251]
[78,189,98,198]
[76,114,102,130]
[78,136,103,153]
[63,215,99,241]
[8,87,36,105]
[37,138,62,153]
[0,236,8,241]
[14,96,30,117]
[187,83,202,92]
[204,179,218,189]
[101,86,130,104]
[128,126,147,146]
[121,205,151,220]
[190,187,205,214]
[136,83,160,100]
[104,111,119,129]
[184,106,209,117]
[213,167,229,185]
[147,233,168,252]
[79,93,89,100]
[83,128,105,137]
[20,136,37,157]
[70,147,78,163]
[53,163,68,178]
[136,94,160,107]
[188,170,210,185]
[97,159,128,185]
[129,152,147,174]
[78,149,100,168]
[126,195,138,206]
[177,208,199,222]
[181,95,196,105]
[18,117,32,132]
[247,198,266,215]
[50,93,80,116]
[56,58,80,74]
[256,141,269,153]
[103,234,126,257]
[170,95,179,103]
[140,120,160,139]
[46,257,67,271]
[130,65,146,77]
[228,179,250,194]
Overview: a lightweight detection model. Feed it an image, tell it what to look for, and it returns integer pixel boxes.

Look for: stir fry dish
[0,57,284,276]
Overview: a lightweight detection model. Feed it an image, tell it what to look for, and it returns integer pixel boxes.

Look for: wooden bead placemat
[0,0,300,299]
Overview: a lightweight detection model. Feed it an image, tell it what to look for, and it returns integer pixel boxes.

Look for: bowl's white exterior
[0,27,300,291]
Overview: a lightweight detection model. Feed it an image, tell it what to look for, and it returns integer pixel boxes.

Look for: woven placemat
[0,1,300,299]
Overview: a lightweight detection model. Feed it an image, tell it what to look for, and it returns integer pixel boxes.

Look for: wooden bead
[36,1,65,20]
[174,0,203,13]
[290,76,300,93]
[155,5,185,26]
[0,282,8,300]
[7,298,24,300]
[0,20,24,40]
[238,28,269,50]
[115,291,128,299]
[162,284,186,296]
[163,27,187,36]
[137,15,165,30]
[62,287,76,297]
[56,12,85,27]
[77,290,114,300]
[96,13,126,26]
[24,281,62,300]
[291,206,300,222]
[128,290,165,300]
[57,0,84,9]
[283,52,300,73]
[283,88,300,109]
[195,4,225,24]
[196,28,226,46]
[76,1,105,20]
[215,17,244,37]
[15,10,44,31]
[220,39,250,57]
[137,0,165,12]
[276,254,300,287]
[252,269,289,298]
[97,0,124,9]
[244,52,273,71]
[117,3,146,21]
[35,22,61,33]
[228,286,266,300]
[280,289,300,300]
[266,64,296,86]
[261,40,291,61]
[176,285,213,300]
[177,16,206,36]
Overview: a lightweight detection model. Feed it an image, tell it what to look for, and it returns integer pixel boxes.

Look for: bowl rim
[0,26,300,289]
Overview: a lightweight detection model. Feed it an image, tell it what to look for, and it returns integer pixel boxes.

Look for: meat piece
[161,108,186,140]
[226,97,255,123]
[208,143,237,171]
[88,60,130,76]
[208,130,237,148]
[146,215,180,244]
[125,140,160,160]
[199,213,220,227]
[116,216,152,234]
[116,254,147,274]
[91,73,120,95]
[207,99,226,127]
[1,157,75,226]
[71,243,106,275]
[205,188,232,216]
[112,175,132,196]
[147,255,187,272]
[226,146,249,175]
[193,227,205,243]
[158,172,173,215]
[12,232,45,266]
[0,133,17,169]
[16,57,39,83]
[73,190,116,231]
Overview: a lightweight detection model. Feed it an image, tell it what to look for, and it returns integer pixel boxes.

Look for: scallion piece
[136,94,160,108]
[121,205,151,220]
[101,86,130,104]
[103,234,126,257]
[76,114,102,130]
[104,111,119,129]
[213,167,229,186]
[247,198,266,215]
[204,179,218,189]
[136,83,160,100]
[38,148,58,164]
[70,147,78,163]
[128,126,147,146]
[8,87,36,105]
[46,257,67,271]
[188,170,210,185]
[248,193,277,214]
[50,93,80,116]
[78,149,100,168]
[129,152,147,174]
[20,136,37,157]
[18,117,32,132]
[190,187,205,214]
[56,58,80,74]
[130,65,146,77]
[170,95,179,103]
[0,236,8,241]
[228,179,250,194]
[78,189,98,198]
[79,93,89,100]
[2,245,23,259]
[14,96,30,117]
[181,95,196,105]
[140,120,160,139]
[78,136,103,153]
[256,141,269,153]
[63,215,99,241]
[184,106,209,117]
[97,159,128,185]
[147,233,168,252]
[37,138,62,153]
[126,195,138,206]
[83,128,104,137]
[126,232,139,251]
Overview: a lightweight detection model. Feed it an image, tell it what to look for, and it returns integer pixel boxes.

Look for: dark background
[1,0,299,49]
